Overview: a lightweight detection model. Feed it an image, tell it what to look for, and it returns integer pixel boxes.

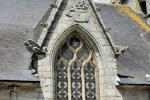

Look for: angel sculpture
[24,39,47,54]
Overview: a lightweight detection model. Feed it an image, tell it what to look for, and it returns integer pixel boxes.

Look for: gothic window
[55,31,97,100]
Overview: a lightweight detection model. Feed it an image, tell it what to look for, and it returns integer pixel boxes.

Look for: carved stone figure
[105,26,111,32]
[24,39,47,54]
[66,1,90,23]
[24,40,47,74]
[50,2,57,8]
[114,45,128,56]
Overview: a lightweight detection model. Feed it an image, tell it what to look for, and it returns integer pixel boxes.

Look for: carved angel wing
[24,39,44,54]
[27,39,41,49]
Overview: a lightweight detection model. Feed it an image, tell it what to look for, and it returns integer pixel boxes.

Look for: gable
[37,0,118,99]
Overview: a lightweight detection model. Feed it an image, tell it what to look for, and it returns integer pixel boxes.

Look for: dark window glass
[55,33,97,100]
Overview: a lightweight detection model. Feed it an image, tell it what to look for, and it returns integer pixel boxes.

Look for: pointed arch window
[55,31,97,100]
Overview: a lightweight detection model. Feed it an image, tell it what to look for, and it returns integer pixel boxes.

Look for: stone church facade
[0,0,150,100]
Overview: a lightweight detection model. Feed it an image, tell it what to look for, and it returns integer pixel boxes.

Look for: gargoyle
[114,45,128,57]
[24,39,47,54]
[24,39,47,75]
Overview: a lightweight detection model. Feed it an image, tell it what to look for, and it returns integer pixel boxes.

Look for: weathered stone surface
[0,86,44,100]
[37,0,120,100]
[1,0,150,100]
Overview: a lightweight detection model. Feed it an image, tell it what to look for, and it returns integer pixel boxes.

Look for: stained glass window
[71,61,82,100]
[84,63,96,100]
[55,32,97,100]
[56,62,68,100]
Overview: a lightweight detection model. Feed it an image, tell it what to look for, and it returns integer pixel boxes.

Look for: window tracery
[55,31,97,100]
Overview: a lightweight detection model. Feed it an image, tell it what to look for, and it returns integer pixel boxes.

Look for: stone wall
[1,84,150,100]
[0,85,44,100]
[37,0,120,100]
[36,0,150,100]
[118,88,150,100]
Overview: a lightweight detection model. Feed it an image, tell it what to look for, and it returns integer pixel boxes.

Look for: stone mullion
[67,39,74,100]
[56,34,98,100]
[68,66,71,100]
[81,66,85,100]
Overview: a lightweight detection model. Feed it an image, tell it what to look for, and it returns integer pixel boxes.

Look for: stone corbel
[114,45,128,57]
[40,22,48,28]
[104,26,111,32]
[96,7,101,11]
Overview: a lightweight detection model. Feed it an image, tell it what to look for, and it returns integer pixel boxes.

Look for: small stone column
[9,86,17,100]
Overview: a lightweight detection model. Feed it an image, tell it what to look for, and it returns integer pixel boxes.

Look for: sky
[93,0,110,3]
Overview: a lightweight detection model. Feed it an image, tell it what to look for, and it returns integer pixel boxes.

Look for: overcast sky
[93,0,110,2]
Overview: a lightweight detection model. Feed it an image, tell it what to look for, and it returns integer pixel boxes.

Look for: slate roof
[95,3,150,84]
[0,0,52,81]
[1,0,150,85]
